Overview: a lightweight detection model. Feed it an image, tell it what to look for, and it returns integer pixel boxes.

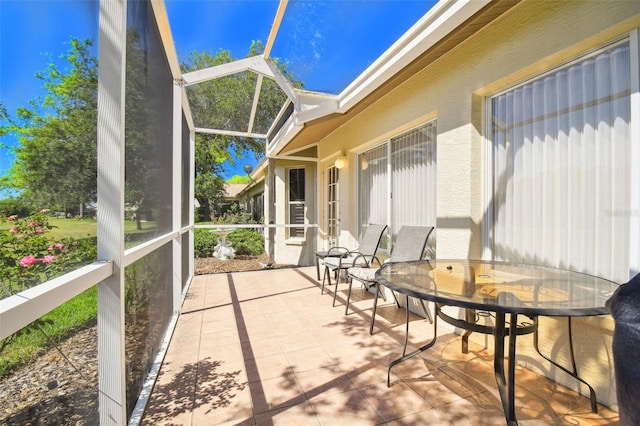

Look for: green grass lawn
[1,217,157,240]
[0,217,97,239]
[47,218,97,239]
[0,288,97,379]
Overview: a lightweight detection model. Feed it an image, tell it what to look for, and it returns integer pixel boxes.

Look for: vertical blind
[288,168,305,237]
[392,122,437,257]
[358,144,389,230]
[490,41,631,282]
[327,166,339,246]
[358,121,437,253]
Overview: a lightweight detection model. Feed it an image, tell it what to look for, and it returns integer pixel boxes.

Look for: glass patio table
[375,259,619,426]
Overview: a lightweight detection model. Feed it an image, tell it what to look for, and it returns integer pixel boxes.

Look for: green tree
[182,41,302,220]
[226,175,251,184]
[1,39,98,214]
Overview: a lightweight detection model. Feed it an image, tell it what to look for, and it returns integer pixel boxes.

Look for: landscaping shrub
[0,213,97,294]
[227,229,264,256]
[194,228,219,258]
[0,212,98,378]
[194,228,264,257]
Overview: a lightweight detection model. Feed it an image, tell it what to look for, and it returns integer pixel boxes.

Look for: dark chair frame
[346,225,435,334]
[319,224,387,299]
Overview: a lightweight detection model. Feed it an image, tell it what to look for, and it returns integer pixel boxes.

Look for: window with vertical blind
[288,168,306,238]
[358,121,437,253]
[489,40,632,283]
[358,144,388,230]
[327,166,339,247]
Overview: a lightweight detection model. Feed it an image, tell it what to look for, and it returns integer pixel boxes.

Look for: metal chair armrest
[326,246,349,256]
[349,252,380,268]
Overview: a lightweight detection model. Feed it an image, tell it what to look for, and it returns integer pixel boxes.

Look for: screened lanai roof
[163,0,508,156]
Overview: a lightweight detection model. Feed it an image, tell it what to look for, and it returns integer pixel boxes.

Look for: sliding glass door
[358,121,437,253]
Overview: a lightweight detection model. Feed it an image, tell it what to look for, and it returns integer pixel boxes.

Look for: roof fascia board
[266,92,338,155]
[268,0,490,156]
[274,155,318,162]
[266,101,294,140]
[182,56,275,86]
[266,116,304,157]
[338,0,491,112]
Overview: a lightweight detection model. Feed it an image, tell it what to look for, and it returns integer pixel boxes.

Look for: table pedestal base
[387,306,597,425]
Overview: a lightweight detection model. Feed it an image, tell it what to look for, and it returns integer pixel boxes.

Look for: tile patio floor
[141,267,619,425]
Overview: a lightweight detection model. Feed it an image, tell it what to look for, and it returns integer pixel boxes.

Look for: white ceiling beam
[149,1,182,80]
[182,56,275,86]
[195,127,267,139]
[247,74,264,134]
[264,0,288,59]
[264,60,297,101]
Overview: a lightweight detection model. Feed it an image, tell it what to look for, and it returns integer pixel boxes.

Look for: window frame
[287,167,306,239]
[484,35,638,282]
[356,120,437,253]
[326,165,340,247]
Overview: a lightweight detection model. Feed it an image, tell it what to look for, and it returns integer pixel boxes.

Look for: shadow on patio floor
[142,267,619,425]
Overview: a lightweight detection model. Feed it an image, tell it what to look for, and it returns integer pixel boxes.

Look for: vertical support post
[96,0,127,423]
[265,158,276,266]
[189,130,196,278]
[189,128,195,278]
[172,80,182,311]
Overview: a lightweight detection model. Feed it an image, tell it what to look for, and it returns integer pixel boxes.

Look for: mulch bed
[195,252,297,274]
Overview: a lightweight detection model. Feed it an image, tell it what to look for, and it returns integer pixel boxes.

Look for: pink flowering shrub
[19,255,38,267]
[1,213,97,294]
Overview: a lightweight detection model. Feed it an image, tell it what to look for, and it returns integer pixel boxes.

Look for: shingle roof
[224,183,247,199]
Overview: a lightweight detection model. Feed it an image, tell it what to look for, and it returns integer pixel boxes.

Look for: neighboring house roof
[224,183,248,200]
[237,160,267,198]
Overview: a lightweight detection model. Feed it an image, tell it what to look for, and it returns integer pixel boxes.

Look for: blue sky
[1,0,434,190]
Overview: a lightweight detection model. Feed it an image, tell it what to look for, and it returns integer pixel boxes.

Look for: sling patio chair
[320,224,387,306]
[346,225,434,334]
[315,223,387,282]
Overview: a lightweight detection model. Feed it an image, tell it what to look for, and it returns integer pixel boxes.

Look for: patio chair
[347,225,434,334]
[316,223,388,283]
[321,224,387,305]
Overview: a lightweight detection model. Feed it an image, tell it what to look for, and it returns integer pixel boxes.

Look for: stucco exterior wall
[311,0,640,410]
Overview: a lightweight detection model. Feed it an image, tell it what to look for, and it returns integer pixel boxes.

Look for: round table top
[375,259,620,316]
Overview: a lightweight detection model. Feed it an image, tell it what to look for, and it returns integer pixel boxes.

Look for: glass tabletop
[375,259,620,316]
